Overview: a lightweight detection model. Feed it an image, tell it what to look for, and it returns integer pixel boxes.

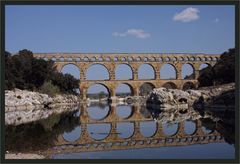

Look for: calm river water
[5,102,235,159]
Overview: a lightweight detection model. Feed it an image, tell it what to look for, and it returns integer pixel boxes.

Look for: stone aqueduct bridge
[33,53,221,100]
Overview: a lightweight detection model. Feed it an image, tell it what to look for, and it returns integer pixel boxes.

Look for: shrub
[39,81,60,97]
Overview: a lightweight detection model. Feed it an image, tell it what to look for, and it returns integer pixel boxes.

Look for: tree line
[5,49,80,96]
[198,48,235,87]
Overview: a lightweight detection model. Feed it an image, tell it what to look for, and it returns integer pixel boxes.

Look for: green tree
[5,49,80,95]
[198,48,235,87]
[39,81,60,97]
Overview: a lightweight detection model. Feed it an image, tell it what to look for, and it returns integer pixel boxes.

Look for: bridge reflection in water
[49,103,225,155]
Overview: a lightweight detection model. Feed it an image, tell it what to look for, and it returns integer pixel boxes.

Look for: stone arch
[164,57,171,62]
[60,63,81,87]
[115,83,134,97]
[116,105,133,119]
[138,64,156,80]
[213,57,218,61]
[67,57,73,61]
[83,56,89,61]
[162,123,179,136]
[135,56,142,61]
[162,82,177,89]
[104,57,111,62]
[158,57,163,61]
[114,57,119,62]
[87,123,111,141]
[127,57,133,61]
[115,64,133,80]
[140,121,158,138]
[59,56,65,61]
[60,63,80,72]
[63,126,81,142]
[86,64,110,80]
[51,57,57,61]
[182,81,196,90]
[199,63,212,71]
[87,83,111,98]
[117,122,134,139]
[182,63,195,80]
[75,57,81,62]
[160,63,177,79]
[172,57,178,61]
[184,120,197,135]
[87,105,111,121]
[184,57,190,61]
[139,82,155,96]
[90,57,97,62]
[121,57,127,62]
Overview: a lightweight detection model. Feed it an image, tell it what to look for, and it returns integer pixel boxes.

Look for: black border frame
[1,0,239,163]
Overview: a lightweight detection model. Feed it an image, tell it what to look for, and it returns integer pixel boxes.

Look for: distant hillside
[197,48,235,87]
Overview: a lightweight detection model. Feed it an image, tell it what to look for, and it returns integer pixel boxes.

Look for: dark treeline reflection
[5,110,80,152]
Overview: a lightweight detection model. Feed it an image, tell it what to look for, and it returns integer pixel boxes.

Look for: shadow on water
[5,110,80,153]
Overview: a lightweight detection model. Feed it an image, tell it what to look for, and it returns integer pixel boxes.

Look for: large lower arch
[87,83,110,99]
[162,82,177,89]
[86,64,110,80]
[139,82,155,96]
[115,64,133,80]
[115,83,134,97]
[182,63,195,79]
[138,64,156,80]
[160,64,177,79]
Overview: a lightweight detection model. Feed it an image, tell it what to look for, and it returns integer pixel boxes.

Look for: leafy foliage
[5,49,80,95]
[198,48,235,87]
[39,81,60,97]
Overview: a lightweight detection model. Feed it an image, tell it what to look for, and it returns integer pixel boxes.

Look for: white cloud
[113,29,151,39]
[214,18,219,23]
[173,7,200,22]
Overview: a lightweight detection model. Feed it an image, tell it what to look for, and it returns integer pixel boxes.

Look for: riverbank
[147,82,235,110]
[5,153,46,159]
[5,89,80,126]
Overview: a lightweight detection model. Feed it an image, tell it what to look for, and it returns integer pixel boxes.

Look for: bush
[39,81,60,97]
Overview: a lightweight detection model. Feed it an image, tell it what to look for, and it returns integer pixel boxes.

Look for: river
[5,101,235,159]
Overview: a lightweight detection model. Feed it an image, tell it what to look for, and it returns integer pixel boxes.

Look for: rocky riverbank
[5,153,46,159]
[5,89,80,126]
[147,83,235,110]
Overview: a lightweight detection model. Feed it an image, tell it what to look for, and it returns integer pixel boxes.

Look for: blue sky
[5,5,235,94]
